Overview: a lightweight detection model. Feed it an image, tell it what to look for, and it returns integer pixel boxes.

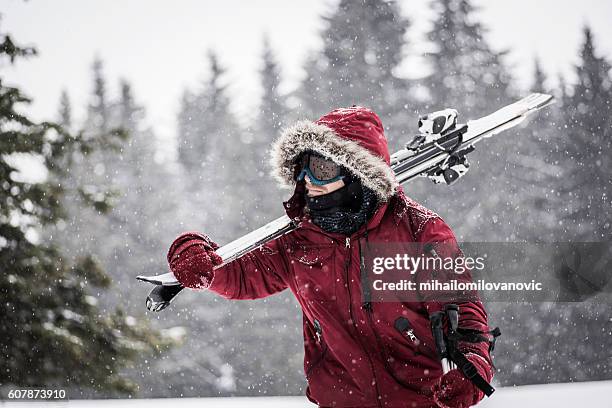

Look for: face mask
[307,182,379,236]
[306,178,362,212]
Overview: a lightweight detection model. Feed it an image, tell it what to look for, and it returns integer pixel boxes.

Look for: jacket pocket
[305,319,328,380]
[288,243,336,307]
[287,243,334,267]
[370,313,441,391]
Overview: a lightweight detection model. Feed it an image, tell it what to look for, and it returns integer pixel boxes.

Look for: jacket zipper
[306,319,328,379]
[358,236,372,311]
[345,238,383,408]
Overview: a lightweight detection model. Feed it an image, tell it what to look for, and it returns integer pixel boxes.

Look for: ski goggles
[295,152,345,185]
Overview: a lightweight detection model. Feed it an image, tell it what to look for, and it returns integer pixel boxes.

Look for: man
[167,106,494,407]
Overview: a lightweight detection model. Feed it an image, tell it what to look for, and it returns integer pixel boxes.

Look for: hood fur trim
[270,120,398,202]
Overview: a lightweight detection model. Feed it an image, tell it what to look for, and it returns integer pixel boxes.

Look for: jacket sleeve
[207,237,290,300]
[418,217,493,367]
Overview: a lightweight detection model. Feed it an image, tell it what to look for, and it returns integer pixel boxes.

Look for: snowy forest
[1,0,611,400]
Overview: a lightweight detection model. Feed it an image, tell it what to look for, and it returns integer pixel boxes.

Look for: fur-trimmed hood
[270,106,398,202]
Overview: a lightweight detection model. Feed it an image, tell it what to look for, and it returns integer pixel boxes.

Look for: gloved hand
[167,232,223,289]
[431,352,493,408]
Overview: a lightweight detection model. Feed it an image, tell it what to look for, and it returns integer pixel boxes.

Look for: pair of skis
[137,93,554,312]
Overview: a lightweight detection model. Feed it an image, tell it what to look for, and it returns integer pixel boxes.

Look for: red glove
[167,232,223,289]
[432,352,493,408]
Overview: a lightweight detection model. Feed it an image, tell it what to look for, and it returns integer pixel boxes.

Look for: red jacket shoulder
[392,191,455,243]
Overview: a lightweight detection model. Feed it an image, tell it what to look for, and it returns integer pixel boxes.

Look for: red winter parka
[207,107,492,407]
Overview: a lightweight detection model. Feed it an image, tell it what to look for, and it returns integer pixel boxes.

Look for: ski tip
[146,297,171,312]
[525,93,555,111]
[136,272,180,286]
[145,285,184,312]
[538,94,555,109]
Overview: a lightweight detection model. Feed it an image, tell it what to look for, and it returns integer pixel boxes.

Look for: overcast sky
[3,0,612,141]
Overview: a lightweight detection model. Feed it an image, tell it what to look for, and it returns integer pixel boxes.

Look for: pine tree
[497,57,561,242]
[87,57,109,133]
[117,79,144,132]
[115,81,146,193]
[557,73,568,102]
[258,34,285,138]
[424,0,513,117]
[296,0,413,147]
[102,79,187,293]
[97,79,151,289]
[52,57,123,269]
[518,58,560,239]
[556,26,612,239]
[178,51,232,176]
[176,51,249,239]
[253,35,286,223]
[177,89,199,170]
[0,25,164,395]
[58,89,72,130]
[531,57,548,94]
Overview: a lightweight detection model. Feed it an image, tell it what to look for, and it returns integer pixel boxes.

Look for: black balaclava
[305,172,379,236]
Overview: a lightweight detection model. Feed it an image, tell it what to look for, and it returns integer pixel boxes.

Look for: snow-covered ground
[1,380,609,407]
